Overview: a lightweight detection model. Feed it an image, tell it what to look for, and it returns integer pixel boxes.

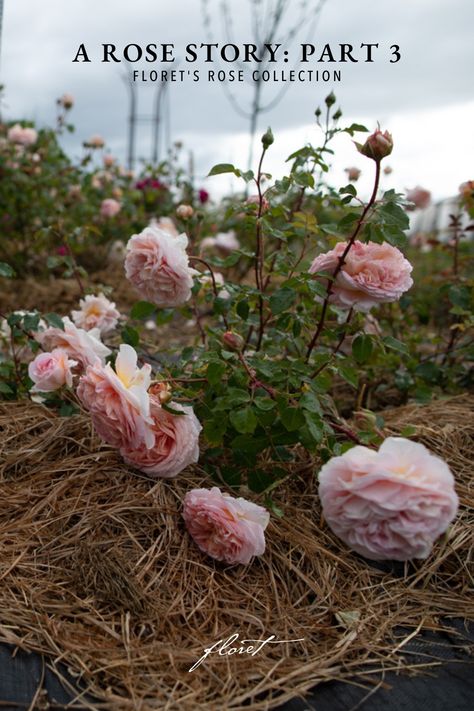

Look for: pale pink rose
[37,316,111,369]
[77,344,154,450]
[121,397,201,478]
[319,437,459,561]
[59,93,74,109]
[103,154,115,167]
[245,195,269,213]
[183,487,270,565]
[68,184,82,199]
[406,186,431,211]
[309,240,413,312]
[199,271,225,290]
[356,128,393,162]
[199,236,217,251]
[8,124,38,146]
[176,204,194,219]
[100,198,121,218]
[91,171,112,189]
[124,227,196,308]
[71,293,120,335]
[148,216,179,237]
[215,230,240,252]
[345,167,361,182]
[87,134,105,149]
[108,240,126,265]
[28,348,77,393]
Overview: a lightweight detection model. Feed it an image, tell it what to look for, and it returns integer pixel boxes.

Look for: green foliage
[1,93,473,499]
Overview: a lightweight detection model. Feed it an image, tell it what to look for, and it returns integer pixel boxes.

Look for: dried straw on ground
[0,395,472,710]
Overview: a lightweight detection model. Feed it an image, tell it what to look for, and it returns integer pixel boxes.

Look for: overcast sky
[1,0,473,200]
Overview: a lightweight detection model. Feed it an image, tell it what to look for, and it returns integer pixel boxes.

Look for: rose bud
[261,127,274,149]
[356,128,393,162]
[149,381,173,404]
[245,195,269,213]
[223,331,244,352]
[406,186,431,211]
[345,167,361,182]
[59,93,74,110]
[176,204,194,219]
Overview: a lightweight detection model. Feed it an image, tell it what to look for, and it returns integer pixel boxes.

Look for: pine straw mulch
[0,395,472,710]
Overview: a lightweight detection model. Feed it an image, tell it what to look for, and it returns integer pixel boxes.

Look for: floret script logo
[189,632,305,672]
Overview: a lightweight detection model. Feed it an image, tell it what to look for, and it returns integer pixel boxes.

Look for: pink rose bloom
[71,293,120,335]
[59,93,74,109]
[124,227,196,308]
[8,124,38,146]
[406,186,431,211]
[309,240,413,312]
[100,198,121,218]
[148,216,179,237]
[87,134,105,149]
[345,167,361,182]
[121,397,202,478]
[103,154,115,167]
[215,230,240,252]
[183,487,270,565]
[28,348,77,393]
[37,316,111,369]
[77,344,154,450]
[319,437,459,561]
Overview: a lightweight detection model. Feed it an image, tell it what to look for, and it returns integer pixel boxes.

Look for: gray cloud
[1,0,473,174]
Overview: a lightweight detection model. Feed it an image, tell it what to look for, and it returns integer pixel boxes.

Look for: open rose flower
[148,216,179,237]
[59,93,74,109]
[77,344,154,450]
[8,124,38,146]
[28,349,77,393]
[309,240,413,312]
[406,186,431,211]
[319,437,459,561]
[37,317,111,369]
[86,134,105,149]
[183,487,270,565]
[71,293,120,335]
[121,397,202,478]
[125,226,196,307]
[100,198,121,218]
[345,167,361,182]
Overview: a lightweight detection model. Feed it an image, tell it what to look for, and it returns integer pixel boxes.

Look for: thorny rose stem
[255,144,268,351]
[189,255,230,331]
[305,160,381,363]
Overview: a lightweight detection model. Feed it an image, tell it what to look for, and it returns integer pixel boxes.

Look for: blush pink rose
[71,293,120,335]
[148,217,179,237]
[406,186,431,211]
[77,344,154,450]
[345,167,361,182]
[28,348,77,393]
[36,317,111,369]
[121,397,202,478]
[8,124,38,146]
[309,240,413,312]
[319,437,459,561]
[183,487,270,565]
[124,227,196,308]
[100,198,121,218]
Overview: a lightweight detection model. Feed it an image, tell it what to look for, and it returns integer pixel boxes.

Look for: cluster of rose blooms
[16,126,459,565]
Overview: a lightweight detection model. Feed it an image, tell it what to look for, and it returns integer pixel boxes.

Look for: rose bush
[0,92,472,563]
